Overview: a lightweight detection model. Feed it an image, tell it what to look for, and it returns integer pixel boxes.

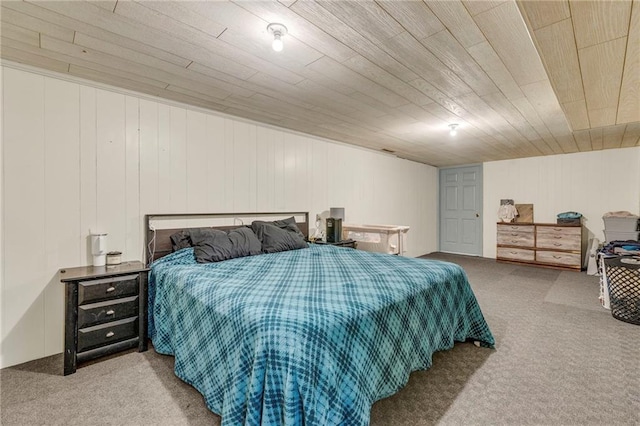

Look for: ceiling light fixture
[449,123,459,136]
[267,23,287,52]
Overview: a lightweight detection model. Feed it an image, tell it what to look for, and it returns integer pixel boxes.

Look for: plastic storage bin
[342,224,409,255]
[604,257,640,325]
[604,230,640,243]
[603,216,639,232]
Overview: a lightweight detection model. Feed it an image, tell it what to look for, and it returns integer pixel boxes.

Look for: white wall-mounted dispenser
[91,233,108,266]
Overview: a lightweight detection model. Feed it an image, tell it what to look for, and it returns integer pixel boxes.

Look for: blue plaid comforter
[149,245,494,426]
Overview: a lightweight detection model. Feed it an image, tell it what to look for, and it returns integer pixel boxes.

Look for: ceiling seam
[613,2,635,135]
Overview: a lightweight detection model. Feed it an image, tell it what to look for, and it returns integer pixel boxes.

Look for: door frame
[438,164,483,256]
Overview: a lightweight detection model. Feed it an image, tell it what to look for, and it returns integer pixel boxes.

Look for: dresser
[497,222,582,271]
[60,261,149,375]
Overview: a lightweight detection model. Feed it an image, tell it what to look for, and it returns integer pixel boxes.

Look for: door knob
[476,213,480,217]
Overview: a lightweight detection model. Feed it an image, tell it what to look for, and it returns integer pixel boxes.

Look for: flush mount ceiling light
[267,23,288,52]
[448,123,459,136]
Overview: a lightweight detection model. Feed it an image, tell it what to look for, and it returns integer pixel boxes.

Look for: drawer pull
[510,251,518,254]
[554,243,562,246]
[106,310,115,316]
[106,331,115,338]
[554,236,562,239]
[553,255,562,259]
[106,286,116,293]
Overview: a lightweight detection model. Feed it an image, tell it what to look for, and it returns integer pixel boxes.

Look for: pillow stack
[169,216,308,263]
[190,227,262,263]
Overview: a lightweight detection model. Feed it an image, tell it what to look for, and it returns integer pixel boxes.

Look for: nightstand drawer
[78,317,138,353]
[78,296,139,329]
[78,275,139,305]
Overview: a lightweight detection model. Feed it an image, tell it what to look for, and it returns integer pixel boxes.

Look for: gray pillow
[190,228,233,263]
[252,221,308,253]
[228,227,262,258]
[271,216,306,239]
[170,230,192,252]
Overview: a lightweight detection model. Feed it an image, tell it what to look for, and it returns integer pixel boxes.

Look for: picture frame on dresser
[60,261,149,375]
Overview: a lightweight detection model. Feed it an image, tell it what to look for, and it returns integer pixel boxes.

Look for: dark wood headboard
[144,212,309,265]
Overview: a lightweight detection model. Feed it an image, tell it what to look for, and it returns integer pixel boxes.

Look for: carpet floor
[2,253,638,425]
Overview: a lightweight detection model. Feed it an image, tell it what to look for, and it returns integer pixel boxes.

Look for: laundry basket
[604,257,640,325]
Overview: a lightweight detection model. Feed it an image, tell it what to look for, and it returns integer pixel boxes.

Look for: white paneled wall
[1,66,438,368]
[483,148,640,258]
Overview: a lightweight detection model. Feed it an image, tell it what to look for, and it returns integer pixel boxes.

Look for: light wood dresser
[497,222,582,271]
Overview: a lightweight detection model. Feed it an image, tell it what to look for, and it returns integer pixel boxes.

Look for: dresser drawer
[78,275,139,305]
[77,317,138,353]
[536,250,581,267]
[497,247,535,262]
[536,226,581,237]
[536,234,581,251]
[497,231,534,247]
[78,296,138,329]
[497,224,534,234]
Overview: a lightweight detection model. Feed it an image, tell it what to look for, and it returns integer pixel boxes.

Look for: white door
[439,165,483,256]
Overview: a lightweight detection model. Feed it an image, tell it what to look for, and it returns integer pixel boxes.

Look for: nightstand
[313,239,358,249]
[60,261,149,375]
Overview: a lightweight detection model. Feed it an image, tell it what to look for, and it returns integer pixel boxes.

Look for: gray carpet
[2,254,639,425]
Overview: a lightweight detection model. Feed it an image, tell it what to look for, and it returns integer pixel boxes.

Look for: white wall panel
[186,110,208,213]
[43,78,80,357]
[308,138,329,234]
[272,129,285,212]
[79,86,98,265]
[293,135,310,211]
[2,68,46,367]
[125,96,141,261]
[157,104,171,213]
[169,107,187,212]
[256,126,277,212]
[223,118,235,212]
[1,65,437,367]
[327,144,352,211]
[283,133,298,211]
[232,121,257,212]
[483,148,640,258]
[206,115,226,212]
[96,90,127,255]
[139,99,159,216]
[0,65,3,368]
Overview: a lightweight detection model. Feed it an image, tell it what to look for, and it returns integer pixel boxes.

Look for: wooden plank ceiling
[1,0,638,166]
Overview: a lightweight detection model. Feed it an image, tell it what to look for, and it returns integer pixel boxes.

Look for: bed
[146,212,494,426]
